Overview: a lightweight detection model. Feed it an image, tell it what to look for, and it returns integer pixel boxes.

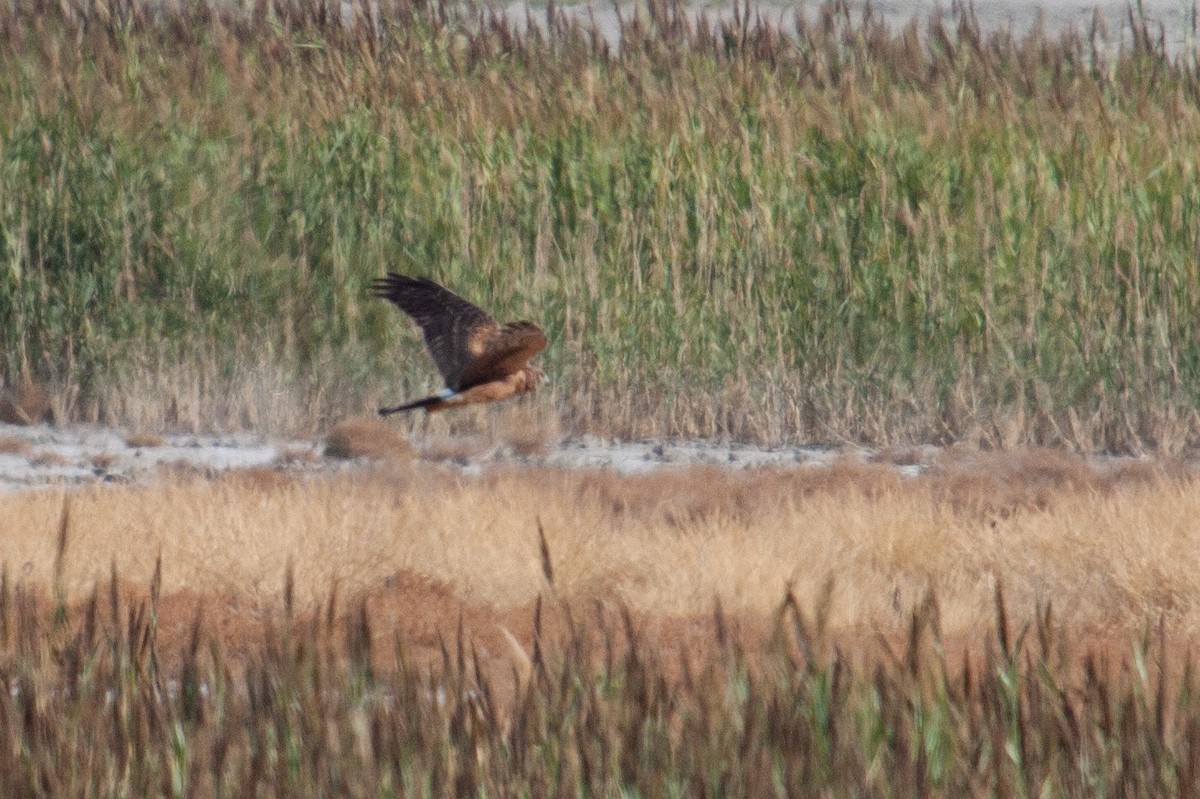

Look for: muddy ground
[2,418,1187,493]
[0,420,922,492]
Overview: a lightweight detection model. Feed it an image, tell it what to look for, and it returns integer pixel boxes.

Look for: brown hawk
[371,273,547,414]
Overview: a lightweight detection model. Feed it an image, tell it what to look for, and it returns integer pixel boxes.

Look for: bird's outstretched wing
[369,272,549,391]
[455,321,548,389]
[370,273,500,389]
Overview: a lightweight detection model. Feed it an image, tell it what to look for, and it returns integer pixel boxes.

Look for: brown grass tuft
[0,381,52,426]
[28,450,68,467]
[324,417,414,461]
[124,432,166,448]
[89,453,118,471]
[0,436,32,455]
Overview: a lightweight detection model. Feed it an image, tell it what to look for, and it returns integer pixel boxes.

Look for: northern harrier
[371,273,547,414]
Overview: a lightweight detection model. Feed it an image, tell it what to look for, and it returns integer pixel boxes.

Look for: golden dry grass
[123,432,166,448]
[0,450,1197,642]
[0,463,1195,799]
[323,416,414,461]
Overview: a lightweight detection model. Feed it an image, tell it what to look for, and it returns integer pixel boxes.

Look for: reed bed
[0,455,1198,794]
[1,0,1200,448]
[1,554,1199,796]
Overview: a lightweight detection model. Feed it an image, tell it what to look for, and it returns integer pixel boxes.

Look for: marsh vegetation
[2,454,1200,795]
[4,0,1200,792]
[3,0,1200,447]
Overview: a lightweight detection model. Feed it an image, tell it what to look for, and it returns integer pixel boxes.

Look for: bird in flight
[371,273,547,414]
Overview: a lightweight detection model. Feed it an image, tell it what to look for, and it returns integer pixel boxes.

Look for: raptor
[371,273,547,414]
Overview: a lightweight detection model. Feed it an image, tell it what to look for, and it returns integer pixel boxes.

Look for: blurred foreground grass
[1,560,1197,797]
[0,445,1198,794]
[2,0,1200,448]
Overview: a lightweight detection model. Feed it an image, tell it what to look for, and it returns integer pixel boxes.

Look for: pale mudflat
[0,420,899,492]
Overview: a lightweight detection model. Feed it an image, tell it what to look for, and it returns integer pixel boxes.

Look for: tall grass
[2,455,1199,794]
[1,564,1199,797]
[2,0,1200,448]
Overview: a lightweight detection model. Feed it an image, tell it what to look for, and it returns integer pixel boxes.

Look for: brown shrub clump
[324,416,414,461]
[124,432,166,448]
[0,381,52,426]
[0,436,32,455]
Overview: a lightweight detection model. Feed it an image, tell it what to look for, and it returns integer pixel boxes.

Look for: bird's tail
[379,389,457,416]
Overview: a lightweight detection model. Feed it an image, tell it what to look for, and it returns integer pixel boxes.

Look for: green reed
[2,0,1200,447]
